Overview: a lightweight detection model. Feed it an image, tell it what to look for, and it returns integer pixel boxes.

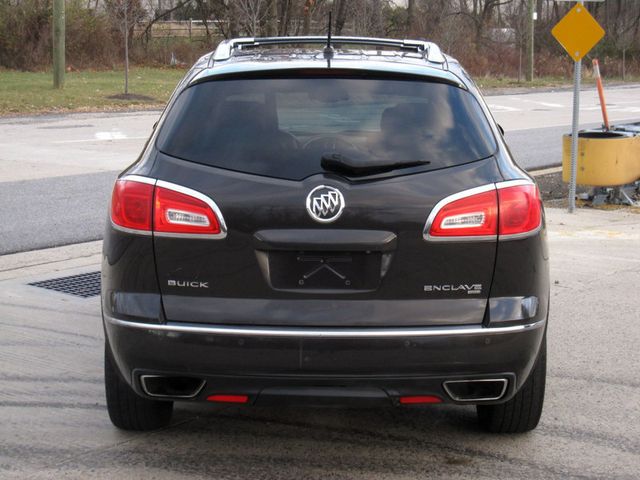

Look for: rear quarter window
[156,76,497,180]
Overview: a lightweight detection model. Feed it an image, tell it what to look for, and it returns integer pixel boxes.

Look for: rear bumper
[104,313,546,405]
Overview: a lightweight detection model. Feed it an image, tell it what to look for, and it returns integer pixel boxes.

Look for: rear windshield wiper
[321,153,430,176]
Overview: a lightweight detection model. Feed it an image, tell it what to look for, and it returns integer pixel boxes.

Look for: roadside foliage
[0,0,639,79]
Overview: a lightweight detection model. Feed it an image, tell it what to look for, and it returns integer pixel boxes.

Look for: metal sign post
[551,2,604,213]
[52,0,65,89]
[569,57,581,213]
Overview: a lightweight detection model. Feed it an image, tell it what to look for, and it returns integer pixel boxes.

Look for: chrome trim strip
[423,183,497,242]
[105,314,545,338]
[110,219,153,236]
[442,378,508,402]
[139,374,206,399]
[495,179,535,190]
[499,223,543,241]
[120,174,157,186]
[155,179,228,240]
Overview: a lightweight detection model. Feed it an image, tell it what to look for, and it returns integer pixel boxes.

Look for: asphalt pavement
[0,85,639,254]
[0,171,116,254]
[1,84,639,478]
[1,207,638,479]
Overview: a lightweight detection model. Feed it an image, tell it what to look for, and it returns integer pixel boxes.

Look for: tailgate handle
[253,229,397,252]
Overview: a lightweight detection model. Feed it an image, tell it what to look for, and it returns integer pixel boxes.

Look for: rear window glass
[156,77,497,180]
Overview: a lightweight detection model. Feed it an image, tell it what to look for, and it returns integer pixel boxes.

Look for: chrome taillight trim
[110,220,153,236]
[155,179,227,239]
[423,179,541,243]
[109,175,228,240]
[423,183,497,242]
[119,174,157,186]
[499,223,543,241]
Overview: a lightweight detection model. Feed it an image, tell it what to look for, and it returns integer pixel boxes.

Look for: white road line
[53,136,148,144]
[609,107,640,113]
[487,104,521,112]
[504,122,601,132]
[95,131,127,140]
[509,97,564,108]
[536,102,564,108]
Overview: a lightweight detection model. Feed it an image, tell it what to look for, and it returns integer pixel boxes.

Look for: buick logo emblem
[306,185,345,223]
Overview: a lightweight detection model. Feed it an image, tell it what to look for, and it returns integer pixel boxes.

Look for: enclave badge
[306,185,345,223]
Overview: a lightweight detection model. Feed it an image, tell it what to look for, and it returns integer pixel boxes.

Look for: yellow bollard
[562,131,640,187]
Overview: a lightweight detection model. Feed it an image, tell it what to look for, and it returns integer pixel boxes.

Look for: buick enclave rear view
[102,37,549,434]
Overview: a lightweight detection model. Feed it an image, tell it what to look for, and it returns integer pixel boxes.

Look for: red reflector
[154,186,221,235]
[110,179,154,231]
[498,184,542,236]
[428,189,498,238]
[207,394,249,404]
[399,395,443,405]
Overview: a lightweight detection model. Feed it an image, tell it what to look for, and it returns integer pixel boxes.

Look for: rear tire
[477,335,546,433]
[104,343,173,431]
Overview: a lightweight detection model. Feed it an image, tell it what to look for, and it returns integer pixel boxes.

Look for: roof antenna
[324,11,334,60]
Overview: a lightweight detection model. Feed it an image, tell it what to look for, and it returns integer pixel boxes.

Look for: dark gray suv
[102,36,549,433]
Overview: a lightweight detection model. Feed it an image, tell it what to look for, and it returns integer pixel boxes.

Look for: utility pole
[124,1,129,95]
[52,0,65,89]
[271,0,279,36]
[526,0,535,81]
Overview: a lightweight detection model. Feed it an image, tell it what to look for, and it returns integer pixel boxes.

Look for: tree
[605,0,640,79]
[302,0,314,35]
[106,0,146,95]
[406,0,416,36]
[141,0,194,43]
[269,0,279,35]
[334,0,347,35]
[453,0,513,46]
[234,0,270,36]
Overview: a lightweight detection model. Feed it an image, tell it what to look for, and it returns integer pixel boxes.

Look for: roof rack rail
[212,36,446,65]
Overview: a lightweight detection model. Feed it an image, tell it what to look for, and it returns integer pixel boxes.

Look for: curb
[530,166,562,176]
[0,241,102,281]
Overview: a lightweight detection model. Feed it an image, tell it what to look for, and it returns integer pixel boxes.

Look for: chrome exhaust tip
[140,375,206,399]
[443,378,508,402]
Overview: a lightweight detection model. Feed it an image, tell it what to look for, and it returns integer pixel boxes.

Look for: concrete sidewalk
[0,207,639,479]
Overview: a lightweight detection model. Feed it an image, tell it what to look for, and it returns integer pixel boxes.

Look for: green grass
[0,68,187,115]
[1,68,638,116]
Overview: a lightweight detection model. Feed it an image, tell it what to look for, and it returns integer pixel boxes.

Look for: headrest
[380,103,433,133]
[214,101,267,131]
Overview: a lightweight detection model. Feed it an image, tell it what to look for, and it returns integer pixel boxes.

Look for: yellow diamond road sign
[552,4,605,62]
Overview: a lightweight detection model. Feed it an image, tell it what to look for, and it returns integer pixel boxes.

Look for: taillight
[154,184,221,235]
[110,179,154,232]
[399,395,443,405]
[110,176,226,238]
[426,187,498,240]
[207,394,249,404]
[424,181,541,241]
[497,184,542,237]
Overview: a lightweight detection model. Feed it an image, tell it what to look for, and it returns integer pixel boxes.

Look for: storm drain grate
[29,271,101,298]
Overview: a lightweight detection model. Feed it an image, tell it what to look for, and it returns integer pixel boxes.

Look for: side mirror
[497,124,505,136]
